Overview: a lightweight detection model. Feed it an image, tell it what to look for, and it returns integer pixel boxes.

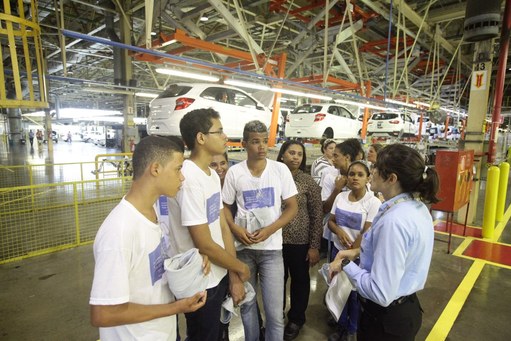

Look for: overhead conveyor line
[61,29,391,109]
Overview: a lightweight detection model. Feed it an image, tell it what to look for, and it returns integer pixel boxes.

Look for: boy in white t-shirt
[166,108,250,341]
[222,120,298,341]
[89,136,208,341]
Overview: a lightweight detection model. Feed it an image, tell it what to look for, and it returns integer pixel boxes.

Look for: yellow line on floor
[452,237,473,257]
[493,204,511,242]
[425,260,485,341]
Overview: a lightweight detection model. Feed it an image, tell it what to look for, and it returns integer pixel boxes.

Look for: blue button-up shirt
[344,193,434,307]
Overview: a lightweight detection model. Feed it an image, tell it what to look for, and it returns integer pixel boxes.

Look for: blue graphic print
[206,192,221,224]
[148,238,165,285]
[243,187,275,209]
[335,208,363,231]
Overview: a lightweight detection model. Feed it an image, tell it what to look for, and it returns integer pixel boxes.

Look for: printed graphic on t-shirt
[243,187,275,209]
[148,238,166,285]
[158,195,169,215]
[206,192,221,224]
[335,208,363,231]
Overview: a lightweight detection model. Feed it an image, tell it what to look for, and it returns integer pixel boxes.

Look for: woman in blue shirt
[329,144,439,341]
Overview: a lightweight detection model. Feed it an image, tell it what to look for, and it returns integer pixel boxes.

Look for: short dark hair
[374,144,440,203]
[335,139,361,162]
[180,108,220,150]
[243,120,267,141]
[132,136,182,180]
[277,140,307,171]
[370,143,383,154]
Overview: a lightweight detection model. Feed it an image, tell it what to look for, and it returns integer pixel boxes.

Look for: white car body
[367,112,417,137]
[284,103,361,139]
[147,83,272,140]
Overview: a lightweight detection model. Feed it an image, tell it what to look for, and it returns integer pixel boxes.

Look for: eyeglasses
[203,129,225,135]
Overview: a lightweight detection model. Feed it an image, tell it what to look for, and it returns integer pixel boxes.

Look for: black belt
[359,293,416,309]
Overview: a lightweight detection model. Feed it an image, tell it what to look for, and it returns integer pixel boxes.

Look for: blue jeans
[237,249,284,341]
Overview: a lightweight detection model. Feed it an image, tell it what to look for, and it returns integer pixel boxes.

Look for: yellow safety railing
[0,0,48,108]
[0,177,132,264]
[1,155,133,189]
[0,154,134,264]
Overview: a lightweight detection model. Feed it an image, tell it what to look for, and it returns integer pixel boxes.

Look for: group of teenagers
[89,107,441,341]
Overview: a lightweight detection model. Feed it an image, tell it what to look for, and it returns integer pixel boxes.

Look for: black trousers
[283,243,311,326]
[357,293,422,341]
[185,275,229,341]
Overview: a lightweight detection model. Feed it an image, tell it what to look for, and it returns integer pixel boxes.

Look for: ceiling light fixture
[271,88,332,101]
[385,98,416,108]
[224,79,270,91]
[135,92,159,98]
[414,101,431,108]
[155,68,220,82]
[335,98,395,112]
[22,111,46,117]
[161,39,177,47]
[200,16,209,22]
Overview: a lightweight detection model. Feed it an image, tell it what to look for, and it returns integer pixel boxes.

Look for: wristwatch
[341,258,350,270]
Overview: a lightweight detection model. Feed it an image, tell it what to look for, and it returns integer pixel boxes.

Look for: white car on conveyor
[284,103,361,139]
[147,83,272,140]
[367,112,417,138]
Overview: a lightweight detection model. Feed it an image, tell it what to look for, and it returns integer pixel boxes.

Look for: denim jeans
[184,275,228,341]
[237,249,284,341]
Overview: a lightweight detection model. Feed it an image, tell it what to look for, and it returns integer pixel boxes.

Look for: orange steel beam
[132,30,277,75]
[224,60,256,68]
[290,75,360,91]
[360,81,372,140]
[360,37,414,58]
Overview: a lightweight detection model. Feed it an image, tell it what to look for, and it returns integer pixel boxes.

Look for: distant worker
[28,130,34,147]
[36,129,43,146]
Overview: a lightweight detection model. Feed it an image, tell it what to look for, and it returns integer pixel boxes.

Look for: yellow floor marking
[425,260,485,341]
[493,204,511,242]
[452,237,473,257]
[427,203,511,340]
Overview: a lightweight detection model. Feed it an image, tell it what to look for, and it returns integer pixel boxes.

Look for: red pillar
[488,0,511,163]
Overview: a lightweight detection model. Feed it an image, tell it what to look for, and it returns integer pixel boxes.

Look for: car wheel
[322,128,333,139]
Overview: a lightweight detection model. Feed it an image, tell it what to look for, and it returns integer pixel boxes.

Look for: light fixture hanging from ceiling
[224,79,270,91]
[155,68,220,82]
[271,88,332,101]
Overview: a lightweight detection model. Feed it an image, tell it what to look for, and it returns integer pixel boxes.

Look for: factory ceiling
[2,0,510,118]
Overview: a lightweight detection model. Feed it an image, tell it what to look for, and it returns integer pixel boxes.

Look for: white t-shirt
[222,159,298,250]
[166,159,227,289]
[90,198,176,341]
[329,190,381,251]
[320,167,340,201]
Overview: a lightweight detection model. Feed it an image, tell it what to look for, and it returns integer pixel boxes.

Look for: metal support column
[119,0,138,152]
[460,40,494,224]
